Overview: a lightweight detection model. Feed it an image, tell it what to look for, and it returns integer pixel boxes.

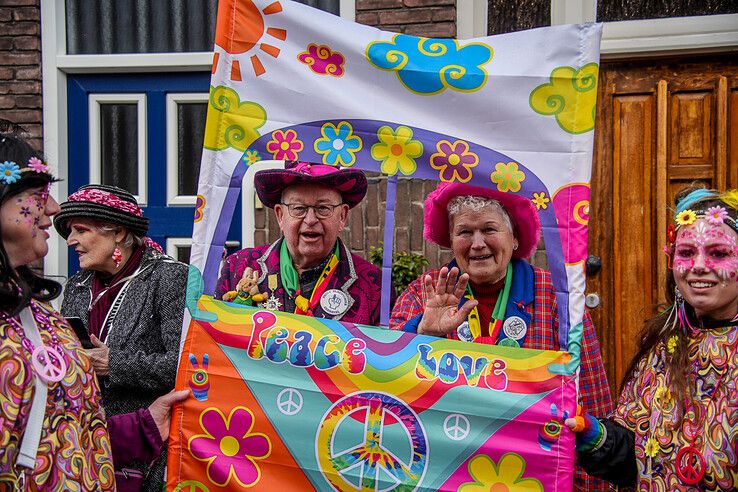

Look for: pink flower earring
[112,245,123,269]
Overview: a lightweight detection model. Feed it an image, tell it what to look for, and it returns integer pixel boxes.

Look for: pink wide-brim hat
[424,182,541,259]
[254,161,368,209]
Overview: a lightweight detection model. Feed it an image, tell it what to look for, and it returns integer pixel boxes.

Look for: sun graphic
[213,0,286,80]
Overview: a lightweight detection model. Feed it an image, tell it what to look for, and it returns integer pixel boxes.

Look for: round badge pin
[456,321,474,342]
[502,316,527,341]
[320,289,350,316]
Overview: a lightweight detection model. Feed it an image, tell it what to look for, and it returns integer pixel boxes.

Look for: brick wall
[0,0,43,150]
[356,0,455,37]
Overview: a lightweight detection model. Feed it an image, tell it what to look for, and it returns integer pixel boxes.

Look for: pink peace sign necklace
[8,301,68,384]
[675,335,738,486]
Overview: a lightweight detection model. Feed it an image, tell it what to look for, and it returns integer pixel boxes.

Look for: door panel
[66,73,241,274]
[589,56,738,397]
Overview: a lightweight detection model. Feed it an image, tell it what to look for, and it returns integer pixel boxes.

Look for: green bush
[369,245,430,293]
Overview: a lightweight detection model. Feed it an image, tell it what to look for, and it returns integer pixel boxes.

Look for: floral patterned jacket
[0,301,115,490]
[215,238,384,326]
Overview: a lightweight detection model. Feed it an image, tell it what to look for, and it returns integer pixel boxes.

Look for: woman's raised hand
[417,266,478,337]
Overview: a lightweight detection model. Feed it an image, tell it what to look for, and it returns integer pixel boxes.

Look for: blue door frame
[67,73,241,274]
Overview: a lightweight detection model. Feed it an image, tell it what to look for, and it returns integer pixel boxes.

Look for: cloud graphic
[529,62,598,134]
[366,34,493,95]
[204,85,267,151]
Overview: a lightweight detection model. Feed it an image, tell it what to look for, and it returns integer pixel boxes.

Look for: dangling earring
[112,245,123,269]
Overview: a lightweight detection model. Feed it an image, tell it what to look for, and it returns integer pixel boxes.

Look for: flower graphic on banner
[0,161,21,184]
[490,162,525,192]
[314,121,362,166]
[459,453,543,492]
[430,140,478,182]
[530,62,599,134]
[243,149,261,166]
[298,43,346,77]
[203,85,267,152]
[194,195,206,223]
[531,192,550,210]
[371,125,423,176]
[366,34,493,95]
[266,129,304,160]
[189,406,271,487]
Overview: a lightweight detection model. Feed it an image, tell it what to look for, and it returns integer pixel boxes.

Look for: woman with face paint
[566,186,738,490]
[0,124,188,491]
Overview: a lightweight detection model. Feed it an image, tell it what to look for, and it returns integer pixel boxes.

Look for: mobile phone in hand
[66,316,94,349]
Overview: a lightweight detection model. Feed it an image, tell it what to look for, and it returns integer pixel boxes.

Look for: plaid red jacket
[390,264,613,491]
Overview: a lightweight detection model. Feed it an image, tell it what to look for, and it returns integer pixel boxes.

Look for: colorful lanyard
[463,263,513,341]
[280,241,340,316]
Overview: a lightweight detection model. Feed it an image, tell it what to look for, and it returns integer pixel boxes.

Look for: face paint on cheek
[672,257,694,275]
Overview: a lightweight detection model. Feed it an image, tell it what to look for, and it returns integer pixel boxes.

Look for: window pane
[66,0,218,54]
[65,0,340,55]
[487,0,550,35]
[177,102,207,196]
[176,245,191,264]
[100,104,138,193]
[295,0,340,15]
[598,0,736,22]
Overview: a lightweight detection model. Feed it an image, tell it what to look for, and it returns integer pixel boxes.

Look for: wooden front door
[588,56,738,397]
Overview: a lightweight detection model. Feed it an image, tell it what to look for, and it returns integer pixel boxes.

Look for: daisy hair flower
[27,156,48,173]
[675,209,697,226]
[0,160,21,184]
[705,205,728,226]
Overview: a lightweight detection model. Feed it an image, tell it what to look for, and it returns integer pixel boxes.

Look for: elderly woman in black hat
[53,184,188,491]
[215,160,384,325]
[0,126,188,491]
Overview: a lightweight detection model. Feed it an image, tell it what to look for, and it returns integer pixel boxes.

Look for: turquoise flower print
[0,161,21,184]
[314,122,362,166]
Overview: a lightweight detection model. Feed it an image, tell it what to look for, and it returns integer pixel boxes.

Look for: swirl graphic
[366,34,493,95]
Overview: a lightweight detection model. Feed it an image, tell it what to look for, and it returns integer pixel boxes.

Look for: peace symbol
[675,445,705,485]
[316,391,428,492]
[443,414,470,441]
[31,345,67,383]
[172,480,210,492]
[277,388,303,416]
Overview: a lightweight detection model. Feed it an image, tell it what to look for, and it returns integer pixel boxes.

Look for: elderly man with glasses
[215,161,384,325]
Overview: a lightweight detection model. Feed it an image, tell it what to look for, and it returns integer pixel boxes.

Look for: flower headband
[665,190,738,253]
[0,156,50,185]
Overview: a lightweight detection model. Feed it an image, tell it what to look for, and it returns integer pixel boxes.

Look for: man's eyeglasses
[280,202,343,219]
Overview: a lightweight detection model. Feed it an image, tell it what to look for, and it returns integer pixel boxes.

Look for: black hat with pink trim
[54,184,149,238]
[254,161,368,209]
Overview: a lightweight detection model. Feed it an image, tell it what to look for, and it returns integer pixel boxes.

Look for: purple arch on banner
[201,119,572,349]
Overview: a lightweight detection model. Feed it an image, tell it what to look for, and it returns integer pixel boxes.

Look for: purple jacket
[215,238,383,325]
[108,408,163,492]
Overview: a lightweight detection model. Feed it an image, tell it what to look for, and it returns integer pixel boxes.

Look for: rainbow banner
[168,299,577,490]
[171,0,603,489]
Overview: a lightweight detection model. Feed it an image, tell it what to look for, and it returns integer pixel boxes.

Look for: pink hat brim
[423,182,541,259]
[254,163,367,209]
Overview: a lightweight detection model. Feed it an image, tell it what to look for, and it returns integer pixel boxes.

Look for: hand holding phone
[66,316,94,349]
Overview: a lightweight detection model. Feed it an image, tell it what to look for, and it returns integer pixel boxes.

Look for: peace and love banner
[172,0,602,489]
[168,300,576,491]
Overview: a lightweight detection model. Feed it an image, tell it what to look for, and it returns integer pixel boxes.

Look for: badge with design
[259,294,282,311]
[320,289,350,316]
[498,337,520,348]
[502,316,527,341]
[456,321,474,342]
